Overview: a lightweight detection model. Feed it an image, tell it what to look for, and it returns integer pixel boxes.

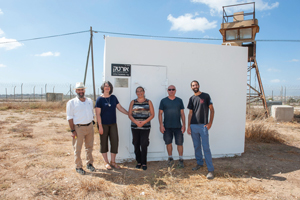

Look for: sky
[0,0,299,95]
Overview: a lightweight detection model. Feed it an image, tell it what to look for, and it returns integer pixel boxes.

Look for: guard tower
[219,2,269,116]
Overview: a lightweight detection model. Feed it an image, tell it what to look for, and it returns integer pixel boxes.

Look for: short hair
[136,86,145,93]
[101,81,113,95]
[191,80,200,87]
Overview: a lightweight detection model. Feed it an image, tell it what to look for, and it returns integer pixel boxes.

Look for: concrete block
[271,105,294,122]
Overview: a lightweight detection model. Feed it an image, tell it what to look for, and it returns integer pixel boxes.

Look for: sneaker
[87,164,95,172]
[206,171,214,179]
[76,168,86,175]
[178,159,184,168]
[167,157,174,167]
[142,165,147,170]
[192,164,203,171]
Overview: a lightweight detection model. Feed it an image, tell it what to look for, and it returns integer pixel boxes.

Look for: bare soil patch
[0,105,300,199]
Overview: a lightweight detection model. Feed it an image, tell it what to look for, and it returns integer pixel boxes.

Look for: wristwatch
[71,130,75,132]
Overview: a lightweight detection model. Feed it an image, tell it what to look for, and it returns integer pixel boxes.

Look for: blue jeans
[190,124,214,172]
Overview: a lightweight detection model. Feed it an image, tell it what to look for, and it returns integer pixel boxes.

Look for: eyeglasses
[168,89,175,91]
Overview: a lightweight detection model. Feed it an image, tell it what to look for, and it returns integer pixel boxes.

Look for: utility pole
[90,26,96,101]
[83,26,97,101]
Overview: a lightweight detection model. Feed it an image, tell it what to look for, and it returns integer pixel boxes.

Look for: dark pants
[131,128,150,165]
[100,123,119,154]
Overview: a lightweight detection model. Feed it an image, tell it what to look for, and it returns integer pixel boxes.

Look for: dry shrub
[77,177,113,198]
[246,107,267,120]
[245,121,284,143]
[209,180,265,196]
[294,110,300,123]
[8,125,33,138]
[0,101,67,111]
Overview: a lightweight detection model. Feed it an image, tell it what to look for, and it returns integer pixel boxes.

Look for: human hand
[136,121,144,127]
[71,131,77,138]
[98,125,104,135]
[187,127,191,135]
[160,125,165,134]
[181,126,186,134]
[204,123,212,130]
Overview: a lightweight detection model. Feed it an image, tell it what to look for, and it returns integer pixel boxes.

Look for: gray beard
[77,93,85,98]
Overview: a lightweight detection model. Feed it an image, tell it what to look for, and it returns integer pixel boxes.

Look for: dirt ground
[0,108,300,199]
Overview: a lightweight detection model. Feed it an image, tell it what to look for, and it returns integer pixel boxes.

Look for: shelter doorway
[129,65,167,154]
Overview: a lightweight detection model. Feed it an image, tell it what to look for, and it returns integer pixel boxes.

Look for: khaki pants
[73,123,94,168]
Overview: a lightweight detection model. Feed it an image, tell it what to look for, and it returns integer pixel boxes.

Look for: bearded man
[66,82,95,175]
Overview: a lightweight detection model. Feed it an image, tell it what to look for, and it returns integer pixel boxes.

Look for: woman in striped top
[128,86,155,170]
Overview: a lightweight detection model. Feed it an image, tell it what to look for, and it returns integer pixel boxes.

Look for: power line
[1,29,300,44]
[0,30,89,44]
[94,30,300,42]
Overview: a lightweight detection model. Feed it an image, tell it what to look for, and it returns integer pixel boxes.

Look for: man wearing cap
[66,82,95,175]
[159,85,186,168]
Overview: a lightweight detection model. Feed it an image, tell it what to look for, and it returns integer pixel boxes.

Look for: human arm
[139,100,155,127]
[128,100,140,126]
[158,109,165,134]
[204,104,214,130]
[187,109,193,135]
[95,107,103,135]
[116,103,128,115]
[180,109,186,134]
[68,119,77,138]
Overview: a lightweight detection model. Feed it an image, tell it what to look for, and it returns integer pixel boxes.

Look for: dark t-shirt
[159,97,184,128]
[187,92,212,124]
[95,95,119,125]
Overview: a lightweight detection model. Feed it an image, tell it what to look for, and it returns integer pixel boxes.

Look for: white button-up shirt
[66,97,94,125]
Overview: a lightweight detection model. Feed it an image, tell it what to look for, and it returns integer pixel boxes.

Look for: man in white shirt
[66,82,95,175]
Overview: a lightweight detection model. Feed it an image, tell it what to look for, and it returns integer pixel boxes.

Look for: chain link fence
[0,82,299,103]
[0,83,103,102]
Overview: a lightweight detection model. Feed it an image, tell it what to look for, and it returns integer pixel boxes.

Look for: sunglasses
[168,89,176,91]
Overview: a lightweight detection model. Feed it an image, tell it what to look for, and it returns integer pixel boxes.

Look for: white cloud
[0,64,6,67]
[0,37,23,50]
[270,79,280,83]
[35,52,60,57]
[0,28,4,36]
[288,59,299,62]
[267,68,280,72]
[0,9,3,15]
[167,13,217,32]
[191,0,279,16]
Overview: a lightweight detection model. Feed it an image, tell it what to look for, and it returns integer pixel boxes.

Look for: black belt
[77,122,92,127]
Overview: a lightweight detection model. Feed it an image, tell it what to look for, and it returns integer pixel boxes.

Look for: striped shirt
[131,98,151,129]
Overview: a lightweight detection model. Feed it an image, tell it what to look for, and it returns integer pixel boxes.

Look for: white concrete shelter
[102,37,248,162]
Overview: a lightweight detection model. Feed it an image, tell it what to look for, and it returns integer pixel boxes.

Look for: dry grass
[0,107,299,199]
[246,107,267,120]
[0,101,67,111]
[245,120,284,143]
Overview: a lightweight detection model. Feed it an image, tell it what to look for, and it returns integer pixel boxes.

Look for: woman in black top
[128,86,155,170]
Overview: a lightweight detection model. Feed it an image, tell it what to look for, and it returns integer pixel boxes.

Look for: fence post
[21,83,23,101]
[5,88,7,102]
[14,86,16,101]
[41,88,43,101]
[53,86,55,93]
[33,86,35,101]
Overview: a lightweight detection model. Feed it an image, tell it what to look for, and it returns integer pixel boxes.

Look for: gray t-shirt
[159,97,184,128]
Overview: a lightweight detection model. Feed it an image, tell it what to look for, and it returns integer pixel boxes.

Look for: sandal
[110,162,121,169]
[104,162,112,170]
